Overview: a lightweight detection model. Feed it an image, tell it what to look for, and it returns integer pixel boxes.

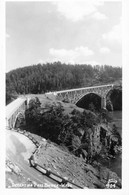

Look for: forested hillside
[6,62,122,104]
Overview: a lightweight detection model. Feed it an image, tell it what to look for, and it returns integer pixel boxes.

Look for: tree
[88,102,96,112]
[6,63,122,105]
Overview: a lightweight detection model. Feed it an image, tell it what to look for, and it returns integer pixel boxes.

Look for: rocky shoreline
[18,96,122,189]
[34,136,121,189]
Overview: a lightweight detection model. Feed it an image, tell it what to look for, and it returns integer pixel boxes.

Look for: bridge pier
[101,96,107,109]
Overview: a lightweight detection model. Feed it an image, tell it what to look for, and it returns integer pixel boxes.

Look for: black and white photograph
[2,0,129,192]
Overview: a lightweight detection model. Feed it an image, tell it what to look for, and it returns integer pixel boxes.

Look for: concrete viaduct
[6,98,27,129]
[6,84,114,129]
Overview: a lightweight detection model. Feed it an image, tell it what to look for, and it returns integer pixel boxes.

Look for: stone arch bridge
[6,84,114,129]
[54,84,114,109]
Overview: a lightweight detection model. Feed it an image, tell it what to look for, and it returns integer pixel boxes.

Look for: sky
[6,0,122,72]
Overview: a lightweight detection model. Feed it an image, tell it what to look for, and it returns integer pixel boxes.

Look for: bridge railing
[52,84,114,95]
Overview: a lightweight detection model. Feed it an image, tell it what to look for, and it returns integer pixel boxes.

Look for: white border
[1,0,129,195]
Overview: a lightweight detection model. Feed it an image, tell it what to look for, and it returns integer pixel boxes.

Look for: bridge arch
[55,84,114,110]
[76,92,102,111]
[13,112,25,128]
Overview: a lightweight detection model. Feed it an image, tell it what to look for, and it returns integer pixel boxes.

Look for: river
[109,111,122,136]
[103,111,122,178]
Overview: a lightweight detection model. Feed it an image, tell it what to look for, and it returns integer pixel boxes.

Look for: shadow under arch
[76,93,102,111]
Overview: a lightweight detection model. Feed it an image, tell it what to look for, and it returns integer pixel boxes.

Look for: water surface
[105,111,122,178]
